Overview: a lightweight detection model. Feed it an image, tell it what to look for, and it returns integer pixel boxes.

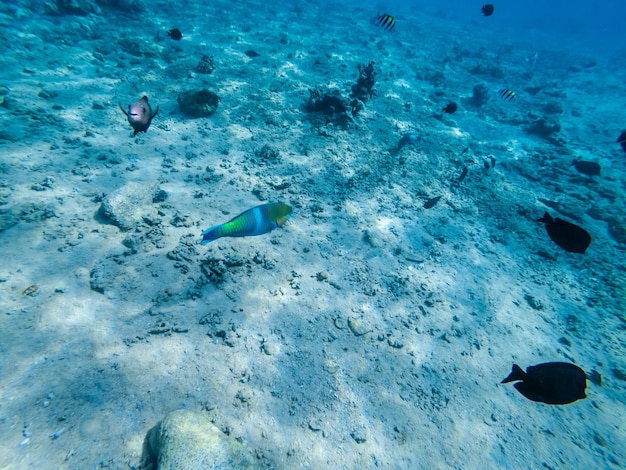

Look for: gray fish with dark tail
[119,96,159,136]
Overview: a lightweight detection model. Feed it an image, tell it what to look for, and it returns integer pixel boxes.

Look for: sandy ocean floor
[1,0,625,468]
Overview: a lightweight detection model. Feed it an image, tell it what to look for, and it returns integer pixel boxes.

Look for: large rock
[98,182,160,231]
[140,410,255,470]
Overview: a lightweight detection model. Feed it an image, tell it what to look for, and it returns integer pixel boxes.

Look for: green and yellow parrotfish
[200,202,292,244]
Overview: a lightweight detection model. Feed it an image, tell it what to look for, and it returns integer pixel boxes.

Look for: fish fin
[141,96,149,102]
[151,106,159,119]
[200,224,221,244]
[501,364,526,383]
[274,216,289,226]
[118,102,128,116]
[538,212,553,224]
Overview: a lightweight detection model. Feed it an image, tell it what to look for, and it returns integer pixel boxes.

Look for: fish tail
[501,364,526,383]
[538,212,553,224]
[200,224,223,244]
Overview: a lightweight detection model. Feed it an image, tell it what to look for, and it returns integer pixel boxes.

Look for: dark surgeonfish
[617,130,626,152]
[118,96,159,136]
[167,28,182,40]
[442,102,457,114]
[377,14,396,31]
[498,88,516,101]
[501,362,587,405]
[200,202,292,244]
[571,159,600,176]
[538,212,591,254]
[481,4,495,17]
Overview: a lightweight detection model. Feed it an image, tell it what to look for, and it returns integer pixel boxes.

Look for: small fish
[501,362,587,405]
[245,49,260,57]
[442,102,457,114]
[498,88,516,101]
[167,28,182,40]
[617,130,626,152]
[200,202,292,244]
[571,159,600,176]
[118,96,159,136]
[481,4,494,17]
[397,133,418,150]
[423,196,442,209]
[458,166,468,182]
[377,14,396,31]
[538,212,591,254]
[483,160,490,170]
[490,156,496,168]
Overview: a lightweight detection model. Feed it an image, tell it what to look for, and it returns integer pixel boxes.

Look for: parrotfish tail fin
[200,224,221,244]
[501,364,526,384]
[538,212,553,224]
[118,102,128,116]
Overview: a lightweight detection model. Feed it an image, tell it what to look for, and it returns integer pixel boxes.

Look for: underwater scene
[0,0,625,468]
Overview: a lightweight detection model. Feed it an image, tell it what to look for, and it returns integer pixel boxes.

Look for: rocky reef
[177,89,219,117]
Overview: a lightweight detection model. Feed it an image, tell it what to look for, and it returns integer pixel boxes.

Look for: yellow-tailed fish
[200,202,292,244]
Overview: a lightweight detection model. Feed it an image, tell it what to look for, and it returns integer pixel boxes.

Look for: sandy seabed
[0,1,625,468]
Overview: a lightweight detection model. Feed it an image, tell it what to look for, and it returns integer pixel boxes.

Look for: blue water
[0,0,625,468]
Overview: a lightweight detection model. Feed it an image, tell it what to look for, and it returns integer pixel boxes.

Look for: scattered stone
[315,271,329,282]
[467,83,490,108]
[347,316,372,336]
[196,55,215,74]
[140,410,255,470]
[177,89,219,117]
[524,294,544,310]
[350,428,367,444]
[98,182,160,231]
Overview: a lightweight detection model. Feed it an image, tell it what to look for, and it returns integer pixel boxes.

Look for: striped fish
[498,88,516,101]
[377,14,396,31]
[200,202,292,244]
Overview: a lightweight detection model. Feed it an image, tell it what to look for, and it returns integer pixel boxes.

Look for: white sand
[0,1,625,468]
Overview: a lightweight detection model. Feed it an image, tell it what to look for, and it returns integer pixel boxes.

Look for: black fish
[481,4,494,17]
[245,49,260,57]
[498,88,516,101]
[617,130,626,152]
[490,156,496,168]
[423,196,442,209]
[571,159,600,176]
[377,14,396,31]
[442,102,457,114]
[167,28,182,40]
[501,362,587,405]
[483,160,490,170]
[458,166,468,182]
[538,212,591,254]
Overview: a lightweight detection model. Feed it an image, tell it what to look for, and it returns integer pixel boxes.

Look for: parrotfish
[397,133,418,150]
[200,202,292,244]
[118,95,159,136]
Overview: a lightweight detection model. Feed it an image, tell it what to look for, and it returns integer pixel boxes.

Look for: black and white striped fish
[377,13,396,31]
[498,88,517,101]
